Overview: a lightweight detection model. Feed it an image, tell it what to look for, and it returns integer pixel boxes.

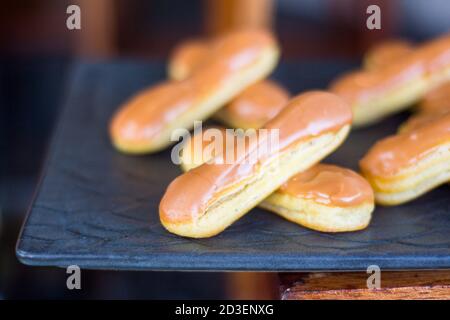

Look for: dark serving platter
[16,61,450,271]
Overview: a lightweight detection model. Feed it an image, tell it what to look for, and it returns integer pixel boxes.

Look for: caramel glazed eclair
[363,40,450,130]
[110,29,279,154]
[360,112,450,205]
[363,40,450,113]
[399,81,450,133]
[418,81,450,115]
[330,34,450,127]
[363,40,414,70]
[364,42,450,133]
[363,40,450,122]
[168,38,290,129]
[160,91,352,238]
[179,127,374,232]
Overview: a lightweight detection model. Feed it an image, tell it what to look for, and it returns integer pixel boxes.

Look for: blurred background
[0,0,449,299]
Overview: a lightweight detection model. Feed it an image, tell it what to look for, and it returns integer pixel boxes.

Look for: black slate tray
[16,61,450,271]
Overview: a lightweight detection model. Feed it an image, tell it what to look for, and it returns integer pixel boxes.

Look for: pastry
[160,91,352,237]
[168,39,289,129]
[214,80,290,129]
[364,40,413,70]
[330,34,450,127]
[179,127,373,232]
[399,109,450,133]
[168,40,209,81]
[360,113,450,205]
[417,81,450,115]
[179,126,235,172]
[260,164,374,232]
[110,29,279,153]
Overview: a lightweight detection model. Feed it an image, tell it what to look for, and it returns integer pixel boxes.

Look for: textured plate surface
[16,61,450,271]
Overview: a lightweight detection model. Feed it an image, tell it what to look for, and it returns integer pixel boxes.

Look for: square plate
[16,61,450,271]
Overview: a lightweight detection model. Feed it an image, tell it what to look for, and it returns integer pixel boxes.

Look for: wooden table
[278,271,450,300]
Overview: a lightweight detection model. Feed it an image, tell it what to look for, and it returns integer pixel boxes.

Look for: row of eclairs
[109,30,450,238]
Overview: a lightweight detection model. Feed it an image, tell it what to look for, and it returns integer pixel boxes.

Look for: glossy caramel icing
[330,59,424,105]
[419,81,450,114]
[160,91,352,223]
[110,29,277,149]
[365,40,413,69]
[223,80,290,127]
[111,81,196,147]
[182,127,238,167]
[401,110,450,133]
[279,164,373,207]
[360,113,450,177]
[331,34,450,105]
[184,130,372,207]
[170,37,289,128]
[169,40,210,79]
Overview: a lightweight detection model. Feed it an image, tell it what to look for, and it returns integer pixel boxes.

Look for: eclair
[399,81,450,132]
[214,80,290,129]
[160,91,352,238]
[179,126,235,172]
[417,81,450,115]
[363,40,413,70]
[168,40,209,81]
[364,41,450,118]
[179,130,374,232]
[399,109,450,133]
[330,34,450,127]
[260,164,374,232]
[168,39,290,129]
[110,29,279,154]
[360,113,450,205]
[397,75,450,131]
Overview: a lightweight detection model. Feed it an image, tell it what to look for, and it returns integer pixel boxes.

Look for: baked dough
[260,164,374,232]
[110,29,279,153]
[160,91,352,237]
[214,80,290,129]
[360,113,450,205]
[363,40,413,70]
[179,127,373,233]
[417,81,450,115]
[168,38,289,129]
[168,39,209,81]
[330,34,450,127]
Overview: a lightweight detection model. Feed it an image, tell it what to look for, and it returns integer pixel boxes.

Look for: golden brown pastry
[168,38,289,129]
[360,113,450,205]
[400,81,450,133]
[260,164,374,232]
[330,34,450,127]
[179,126,234,172]
[365,43,450,131]
[168,40,209,81]
[179,127,373,232]
[160,91,352,238]
[363,40,414,70]
[110,29,279,154]
[399,109,450,133]
[214,80,290,129]
[417,81,450,115]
